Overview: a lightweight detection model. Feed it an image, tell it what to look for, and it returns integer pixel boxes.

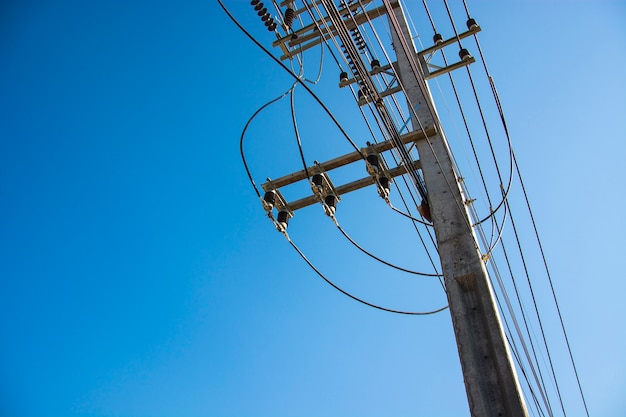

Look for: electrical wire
[334,220,441,277]
[229,2,588,415]
[287,235,448,315]
[290,88,311,180]
[453,1,590,414]
[301,1,436,274]
[218,0,366,159]
[240,84,297,200]
[237,81,445,314]
[225,0,448,316]
[462,2,591,409]
[300,0,442,274]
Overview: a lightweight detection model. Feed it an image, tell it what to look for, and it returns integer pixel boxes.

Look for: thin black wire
[224,0,450,317]
[441,0,463,48]
[336,222,442,277]
[218,0,365,159]
[483,195,508,259]
[420,0,437,33]
[497,289,547,417]
[380,0,475,234]
[458,0,588,412]
[236,79,444,314]
[434,1,516,231]
[432,4,555,412]
[287,236,448,316]
[387,180,445,289]
[438,50,495,214]
[281,26,441,279]
[495,200,552,413]
[505,183,567,417]
[514,156,590,417]
[421,4,552,412]
[313,0,437,270]
[240,85,297,199]
[330,0,430,202]
[458,3,591,408]
[401,4,565,416]
[458,67,515,227]
[290,88,311,180]
[286,61,440,278]
[238,87,445,314]
[301,0,442,279]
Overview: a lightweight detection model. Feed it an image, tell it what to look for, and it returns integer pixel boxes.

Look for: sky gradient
[1,1,625,416]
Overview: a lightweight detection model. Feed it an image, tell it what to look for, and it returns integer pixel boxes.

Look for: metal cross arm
[260,126,436,213]
[261,126,435,191]
[272,1,388,61]
[283,158,421,212]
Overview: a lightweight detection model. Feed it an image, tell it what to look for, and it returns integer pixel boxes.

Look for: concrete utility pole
[384,2,528,416]
[265,1,529,415]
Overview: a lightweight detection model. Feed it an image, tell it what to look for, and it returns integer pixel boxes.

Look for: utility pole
[384,2,528,416]
[262,1,529,415]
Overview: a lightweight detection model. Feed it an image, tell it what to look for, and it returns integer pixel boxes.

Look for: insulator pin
[277,210,290,229]
[324,195,338,215]
[263,190,276,208]
[466,18,478,30]
[371,59,380,71]
[459,48,472,61]
[378,176,390,198]
[312,173,324,188]
[339,71,348,83]
[366,154,379,171]
[433,33,443,45]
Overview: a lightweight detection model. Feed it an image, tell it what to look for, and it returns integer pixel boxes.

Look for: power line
[224,1,589,415]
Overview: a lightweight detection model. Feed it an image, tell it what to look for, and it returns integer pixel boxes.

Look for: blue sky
[1,1,625,416]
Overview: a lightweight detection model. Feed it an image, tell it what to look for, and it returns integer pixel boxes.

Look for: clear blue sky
[1,1,625,416]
